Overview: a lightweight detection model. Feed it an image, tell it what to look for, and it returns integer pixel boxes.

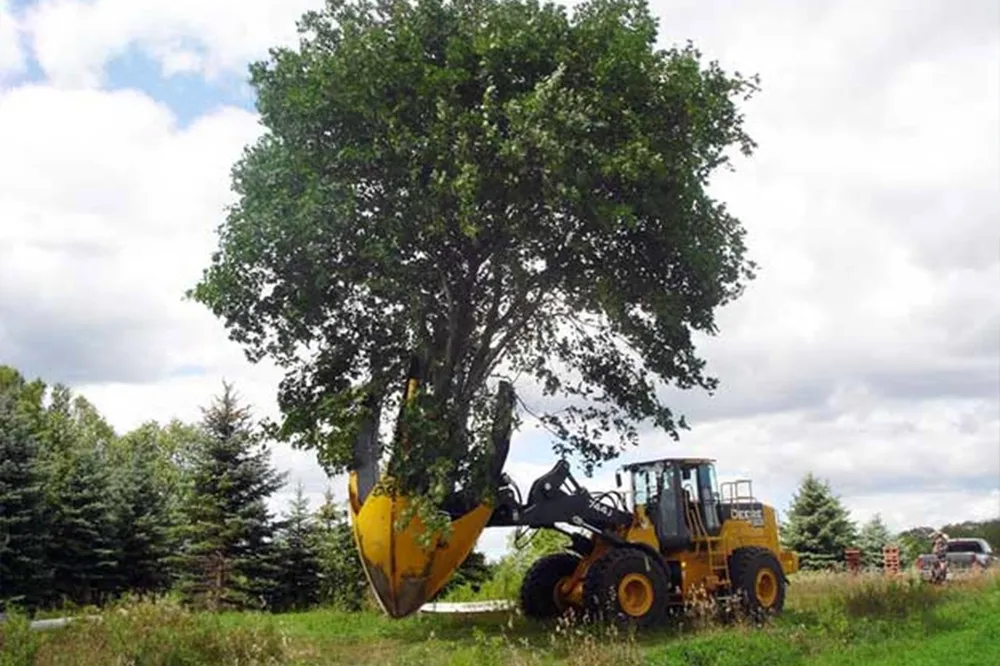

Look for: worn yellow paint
[348,356,498,617]
[348,473,492,618]
[623,505,659,550]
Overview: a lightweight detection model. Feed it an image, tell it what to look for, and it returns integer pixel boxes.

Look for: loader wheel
[729,547,786,620]
[520,552,580,620]
[583,547,669,628]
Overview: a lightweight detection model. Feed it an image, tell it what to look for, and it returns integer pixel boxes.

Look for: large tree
[191,0,759,506]
[172,384,286,611]
[782,473,858,570]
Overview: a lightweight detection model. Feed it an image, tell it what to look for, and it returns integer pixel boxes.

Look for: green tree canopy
[191,0,759,503]
[896,526,935,568]
[940,519,1000,551]
[781,473,857,570]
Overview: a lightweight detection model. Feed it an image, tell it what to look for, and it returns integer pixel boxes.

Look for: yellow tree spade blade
[346,355,515,618]
[348,471,493,618]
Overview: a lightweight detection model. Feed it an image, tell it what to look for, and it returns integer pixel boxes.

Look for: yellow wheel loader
[347,357,798,626]
[494,457,799,626]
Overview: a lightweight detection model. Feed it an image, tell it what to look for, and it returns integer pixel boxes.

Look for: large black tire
[582,547,670,629]
[728,547,787,620]
[520,552,580,620]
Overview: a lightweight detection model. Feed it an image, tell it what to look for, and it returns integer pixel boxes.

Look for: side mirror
[615,471,622,488]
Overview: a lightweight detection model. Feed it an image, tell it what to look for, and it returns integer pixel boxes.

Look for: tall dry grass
[451,567,1000,665]
[788,565,999,618]
[0,596,289,666]
[3,568,996,665]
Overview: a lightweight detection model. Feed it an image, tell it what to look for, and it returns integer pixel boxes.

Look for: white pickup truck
[916,538,995,579]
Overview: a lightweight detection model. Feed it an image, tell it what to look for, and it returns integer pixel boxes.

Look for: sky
[1,0,998,561]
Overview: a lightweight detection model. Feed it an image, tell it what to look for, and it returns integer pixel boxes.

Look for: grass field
[3,570,998,665]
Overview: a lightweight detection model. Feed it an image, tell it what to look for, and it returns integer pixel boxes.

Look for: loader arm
[488,459,633,532]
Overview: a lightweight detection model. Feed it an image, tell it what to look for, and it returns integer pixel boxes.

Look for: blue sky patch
[104,45,257,127]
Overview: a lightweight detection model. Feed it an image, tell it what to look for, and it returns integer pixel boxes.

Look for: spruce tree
[314,488,368,610]
[433,550,494,600]
[112,428,175,595]
[41,387,122,606]
[173,383,286,611]
[271,482,322,611]
[0,367,51,613]
[782,473,857,570]
[858,513,894,570]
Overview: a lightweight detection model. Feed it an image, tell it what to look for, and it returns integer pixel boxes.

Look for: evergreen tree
[41,387,122,606]
[111,428,175,595]
[434,550,494,599]
[314,488,368,611]
[123,419,209,588]
[0,367,51,613]
[271,483,322,611]
[172,383,286,611]
[858,513,894,570]
[781,473,857,570]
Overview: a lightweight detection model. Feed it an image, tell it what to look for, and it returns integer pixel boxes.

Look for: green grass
[4,571,999,665]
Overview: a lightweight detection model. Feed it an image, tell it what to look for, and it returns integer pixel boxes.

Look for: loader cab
[617,458,723,552]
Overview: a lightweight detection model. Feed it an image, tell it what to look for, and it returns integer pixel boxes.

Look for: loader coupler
[348,471,493,618]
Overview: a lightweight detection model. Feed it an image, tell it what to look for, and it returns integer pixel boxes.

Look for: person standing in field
[931,530,949,583]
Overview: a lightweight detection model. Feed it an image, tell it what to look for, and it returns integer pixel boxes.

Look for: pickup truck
[916,538,995,579]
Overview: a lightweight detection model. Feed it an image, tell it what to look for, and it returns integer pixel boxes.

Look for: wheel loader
[347,357,799,626]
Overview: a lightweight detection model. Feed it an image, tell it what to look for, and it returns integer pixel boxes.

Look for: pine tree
[172,383,286,611]
[433,550,494,600]
[41,387,122,606]
[782,473,857,570]
[858,513,894,570]
[314,487,368,610]
[0,367,52,613]
[112,428,175,595]
[271,482,322,611]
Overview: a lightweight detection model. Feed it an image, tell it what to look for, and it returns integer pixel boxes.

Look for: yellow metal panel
[348,476,492,618]
[674,551,718,597]
[625,505,660,551]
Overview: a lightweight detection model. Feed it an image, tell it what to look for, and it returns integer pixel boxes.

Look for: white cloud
[0,0,25,81]
[22,0,323,88]
[0,84,265,384]
[1,0,997,566]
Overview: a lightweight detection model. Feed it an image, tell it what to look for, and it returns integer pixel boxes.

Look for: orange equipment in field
[845,548,862,574]
[883,546,901,575]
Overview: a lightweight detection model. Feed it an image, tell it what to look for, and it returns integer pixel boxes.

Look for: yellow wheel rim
[755,568,778,607]
[617,573,655,617]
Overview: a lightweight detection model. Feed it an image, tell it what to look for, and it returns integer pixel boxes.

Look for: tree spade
[191,0,759,512]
